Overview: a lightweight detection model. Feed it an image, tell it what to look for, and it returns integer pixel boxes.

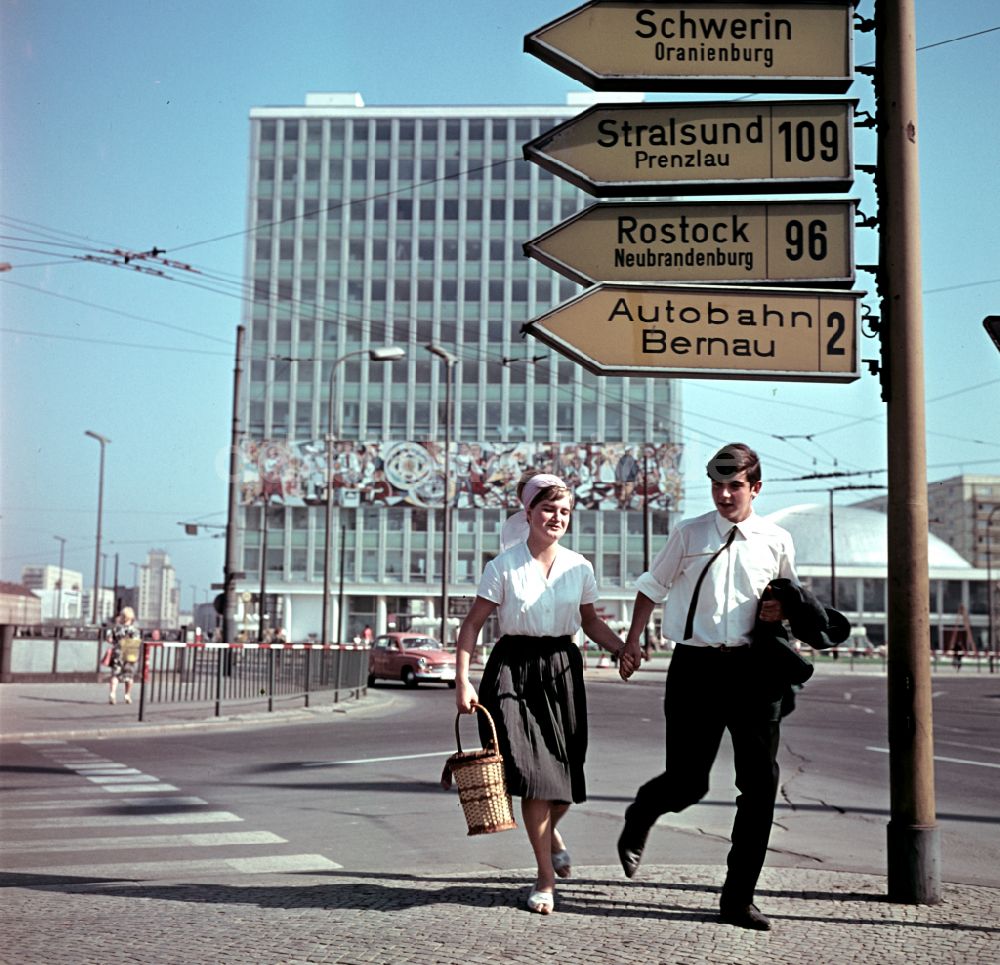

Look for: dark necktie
[683,526,738,641]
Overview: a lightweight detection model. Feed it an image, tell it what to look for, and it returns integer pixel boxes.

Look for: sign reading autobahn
[525,1,854,93]
[524,199,856,287]
[523,100,856,196]
[522,284,862,382]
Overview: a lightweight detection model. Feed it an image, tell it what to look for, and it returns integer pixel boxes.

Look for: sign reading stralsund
[525,1,854,93]
[524,100,856,196]
[524,200,857,286]
[522,283,862,382]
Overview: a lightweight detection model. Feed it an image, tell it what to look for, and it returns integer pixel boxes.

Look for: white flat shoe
[551,848,571,878]
[526,889,554,915]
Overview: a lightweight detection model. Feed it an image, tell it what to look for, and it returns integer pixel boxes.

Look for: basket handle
[454,703,500,755]
[441,704,501,791]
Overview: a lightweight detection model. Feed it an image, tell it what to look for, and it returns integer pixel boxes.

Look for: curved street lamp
[427,343,458,645]
[321,346,405,645]
[84,430,110,625]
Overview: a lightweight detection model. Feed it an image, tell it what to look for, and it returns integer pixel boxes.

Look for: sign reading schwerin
[522,283,863,382]
[525,1,854,93]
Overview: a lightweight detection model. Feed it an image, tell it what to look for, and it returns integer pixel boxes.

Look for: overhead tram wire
[7,118,990,476]
[1,278,234,345]
[0,327,231,358]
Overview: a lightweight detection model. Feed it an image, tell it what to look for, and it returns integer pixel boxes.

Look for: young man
[617,443,796,931]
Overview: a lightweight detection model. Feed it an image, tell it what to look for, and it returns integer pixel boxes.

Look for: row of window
[256,195,564,225]
[242,506,668,587]
[259,118,555,145]
[259,157,539,182]
[247,404,637,442]
[254,277,575,303]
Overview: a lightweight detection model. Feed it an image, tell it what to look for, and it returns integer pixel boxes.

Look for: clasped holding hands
[617,639,642,680]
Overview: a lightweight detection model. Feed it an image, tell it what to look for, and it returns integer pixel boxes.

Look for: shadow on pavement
[2,869,997,934]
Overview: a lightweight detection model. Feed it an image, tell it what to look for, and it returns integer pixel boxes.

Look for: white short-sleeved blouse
[476,541,599,637]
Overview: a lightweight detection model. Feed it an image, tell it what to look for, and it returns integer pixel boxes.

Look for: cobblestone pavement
[3,863,998,965]
[3,674,998,963]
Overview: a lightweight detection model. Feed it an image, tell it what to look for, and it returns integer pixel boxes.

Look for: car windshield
[404,637,441,650]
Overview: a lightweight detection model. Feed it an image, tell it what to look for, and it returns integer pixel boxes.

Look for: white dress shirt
[634,510,797,647]
[477,541,599,637]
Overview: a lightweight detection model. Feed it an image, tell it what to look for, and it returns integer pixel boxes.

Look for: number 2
[826,311,846,355]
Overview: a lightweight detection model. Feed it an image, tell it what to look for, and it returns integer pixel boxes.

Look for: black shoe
[719,902,771,931]
[616,810,649,879]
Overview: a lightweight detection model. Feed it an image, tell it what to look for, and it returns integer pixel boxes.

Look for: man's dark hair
[706,443,761,485]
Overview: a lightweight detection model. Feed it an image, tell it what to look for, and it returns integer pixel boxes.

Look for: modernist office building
[237,93,683,643]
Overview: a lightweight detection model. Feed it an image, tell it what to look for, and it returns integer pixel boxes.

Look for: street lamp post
[427,344,458,645]
[984,319,1000,674]
[84,430,110,625]
[829,489,837,610]
[321,346,405,645]
[54,536,66,625]
[259,502,269,642]
[827,484,888,619]
[987,505,1000,674]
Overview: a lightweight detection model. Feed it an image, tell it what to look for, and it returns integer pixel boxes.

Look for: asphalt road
[2,671,998,889]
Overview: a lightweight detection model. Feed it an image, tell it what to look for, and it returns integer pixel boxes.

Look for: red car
[367,632,456,688]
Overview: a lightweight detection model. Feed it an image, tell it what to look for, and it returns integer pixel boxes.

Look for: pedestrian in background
[454,471,635,915]
[616,443,797,931]
[106,606,141,705]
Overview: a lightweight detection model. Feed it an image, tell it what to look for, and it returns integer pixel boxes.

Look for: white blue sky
[2,1,998,609]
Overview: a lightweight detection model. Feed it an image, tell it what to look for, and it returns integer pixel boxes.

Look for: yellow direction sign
[525,1,854,93]
[524,100,856,196]
[524,200,857,286]
[523,283,861,382]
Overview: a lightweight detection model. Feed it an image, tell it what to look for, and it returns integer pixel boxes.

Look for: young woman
[455,472,633,914]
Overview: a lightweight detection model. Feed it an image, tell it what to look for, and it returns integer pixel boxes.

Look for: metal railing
[137,641,369,721]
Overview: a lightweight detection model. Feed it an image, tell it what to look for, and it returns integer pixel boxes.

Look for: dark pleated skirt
[477,634,588,804]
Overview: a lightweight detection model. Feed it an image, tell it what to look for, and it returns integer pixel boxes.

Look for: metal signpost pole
[878,0,940,904]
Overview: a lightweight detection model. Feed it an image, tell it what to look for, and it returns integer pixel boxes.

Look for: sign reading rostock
[524,99,856,196]
[525,0,854,93]
[524,199,857,287]
[522,284,862,382]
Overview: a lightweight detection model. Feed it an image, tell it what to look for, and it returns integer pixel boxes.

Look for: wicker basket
[440,704,517,836]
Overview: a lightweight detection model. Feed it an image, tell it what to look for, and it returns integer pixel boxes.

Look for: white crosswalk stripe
[0,831,287,853]
[13,855,342,877]
[1,811,243,829]
[3,795,207,811]
[4,740,343,879]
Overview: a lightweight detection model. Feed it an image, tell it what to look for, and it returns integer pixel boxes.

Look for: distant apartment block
[138,549,179,629]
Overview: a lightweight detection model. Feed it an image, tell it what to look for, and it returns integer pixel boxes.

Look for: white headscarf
[499,473,566,551]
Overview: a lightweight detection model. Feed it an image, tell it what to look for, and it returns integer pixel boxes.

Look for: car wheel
[447,680,456,689]
[367,673,376,687]
[401,667,418,688]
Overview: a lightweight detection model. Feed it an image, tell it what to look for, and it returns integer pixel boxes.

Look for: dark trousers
[628,643,782,905]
